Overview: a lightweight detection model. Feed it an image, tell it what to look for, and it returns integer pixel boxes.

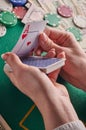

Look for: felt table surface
[0,20,86,130]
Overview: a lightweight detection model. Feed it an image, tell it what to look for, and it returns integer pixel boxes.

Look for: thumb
[1,52,23,72]
[39,33,63,54]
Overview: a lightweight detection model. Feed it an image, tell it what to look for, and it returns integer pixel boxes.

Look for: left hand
[2,52,66,101]
[2,52,78,130]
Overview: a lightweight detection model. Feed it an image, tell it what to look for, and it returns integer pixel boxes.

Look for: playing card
[37,0,56,13]
[22,4,45,24]
[12,20,46,57]
[4,56,65,74]
[21,56,65,74]
[15,31,38,57]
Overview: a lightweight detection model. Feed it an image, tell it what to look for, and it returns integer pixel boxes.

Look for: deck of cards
[12,20,47,57]
[4,20,65,74]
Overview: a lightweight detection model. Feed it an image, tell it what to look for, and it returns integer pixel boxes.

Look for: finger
[39,33,63,54]
[48,69,60,81]
[35,48,42,56]
[1,52,25,72]
[44,27,67,40]
[4,63,13,72]
[57,51,66,59]
[45,48,56,58]
[44,27,77,46]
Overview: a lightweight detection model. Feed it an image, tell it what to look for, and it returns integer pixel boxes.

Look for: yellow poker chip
[73,15,86,29]
[67,27,82,41]
[44,13,61,27]
[0,11,17,27]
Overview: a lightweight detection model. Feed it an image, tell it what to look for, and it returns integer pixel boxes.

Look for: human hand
[1,52,67,106]
[2,52,78,130]
[37,27,86,91]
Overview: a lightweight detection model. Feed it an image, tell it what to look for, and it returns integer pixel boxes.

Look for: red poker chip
[12,6,27,19]
[57,5,73,18]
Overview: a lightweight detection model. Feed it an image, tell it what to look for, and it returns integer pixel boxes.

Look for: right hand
[37,27,86,91]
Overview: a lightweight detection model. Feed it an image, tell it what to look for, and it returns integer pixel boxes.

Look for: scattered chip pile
[0,0,86,51]
[0,0,28,37]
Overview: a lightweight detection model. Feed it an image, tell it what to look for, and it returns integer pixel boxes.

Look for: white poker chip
[73,15,86,29]
[0,24,6,37]
[0,0,13,12]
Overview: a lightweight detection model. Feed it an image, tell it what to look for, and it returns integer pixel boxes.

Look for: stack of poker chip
[0,0,27,37]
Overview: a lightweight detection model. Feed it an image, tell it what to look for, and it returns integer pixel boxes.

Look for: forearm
[61,52,86,91]
[43,97,78,130]
[70,56,86,91]
[78,56,86,91]
[32,85,78,130]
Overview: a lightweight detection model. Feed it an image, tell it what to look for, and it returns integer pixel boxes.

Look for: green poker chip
[41,52,47,56]
[44,13,61,27]
[0,11,17,27]
[66,27,82,41]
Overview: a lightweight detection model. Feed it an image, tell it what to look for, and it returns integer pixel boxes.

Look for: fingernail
[1,53,9,60]
[42,33,47,40]
[4,64,13,72]
[40,33,47,45]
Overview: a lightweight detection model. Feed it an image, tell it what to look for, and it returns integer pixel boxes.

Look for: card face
[12,20,46,57]
[37,0,56,13]
[21,56,65,74]
[22,4,45,24]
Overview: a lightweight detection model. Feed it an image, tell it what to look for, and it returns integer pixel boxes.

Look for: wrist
[75,54,86,91]
[43,96,78,130]
[34,86,78,130]
[63,52,86,91]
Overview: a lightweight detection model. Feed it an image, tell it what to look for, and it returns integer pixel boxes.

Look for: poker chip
[0,24,6,37]
[0,11,17,27]
[82,29,86,35]
[57,5,73,18]
[44,13,61,27]
[10,0,27,6]
[41,52,47,56]
[12,6,27,19]
[0,0,13,12]
[73,15,86,29]
[67,27,82,41]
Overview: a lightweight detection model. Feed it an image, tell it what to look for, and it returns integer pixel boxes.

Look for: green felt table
[0,20,86,130]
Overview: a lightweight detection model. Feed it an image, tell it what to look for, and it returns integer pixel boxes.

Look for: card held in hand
[5,20,65,74]
[12,20,47,57]
[21,56,66,74]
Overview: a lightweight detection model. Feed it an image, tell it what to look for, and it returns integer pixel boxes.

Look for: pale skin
[2,27,84,130]
[37,27,86,91]
[2,52,78,130]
